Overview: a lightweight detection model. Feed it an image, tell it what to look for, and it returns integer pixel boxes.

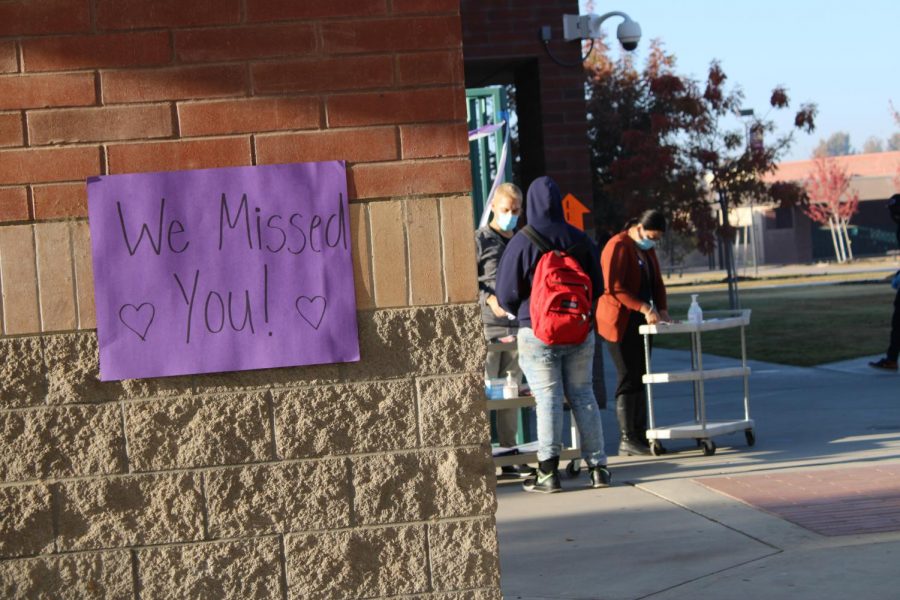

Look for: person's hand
[487,295,508,318]
[642,305,661,325]
[659,309,672,323]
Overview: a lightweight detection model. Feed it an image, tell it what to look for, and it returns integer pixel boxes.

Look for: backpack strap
[521,225,554,253]
[523,224,589,256]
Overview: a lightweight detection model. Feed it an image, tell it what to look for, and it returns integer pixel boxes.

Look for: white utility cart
[485,341,584,477]
[639,309,755,456]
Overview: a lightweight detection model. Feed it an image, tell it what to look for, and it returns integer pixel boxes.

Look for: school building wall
[0,1,500,598]
[460,0,593,209]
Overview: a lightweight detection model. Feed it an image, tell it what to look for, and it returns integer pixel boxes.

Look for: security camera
[561,11,641,52]
[616,18,641,51]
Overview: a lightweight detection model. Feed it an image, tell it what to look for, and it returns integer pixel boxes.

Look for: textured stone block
[286,525,428,599]
[119,373,197,400]
[125,392,273,471]
[55,473,204,551]
[432,447,496,519]
[41,332,123,404]
[417,374,489,447]
[189,361,344,395]
[350,304,483,381]
[0,335,46,409]
[137,538,281,600]
[42,331,189,401]
[353,448,494,525]
[0,485,54,558]
[408,591,502,600]
[0,404,126,481]
[206,459,350,537]
[430,518,500,592]
[274,380,417,458]
[0,550,133,599]
[353,451,433,525]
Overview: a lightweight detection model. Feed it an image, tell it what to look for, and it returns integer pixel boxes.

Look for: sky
[579,0,900,162]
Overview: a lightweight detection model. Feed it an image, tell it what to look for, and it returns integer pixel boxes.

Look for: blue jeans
[517,327,607,467]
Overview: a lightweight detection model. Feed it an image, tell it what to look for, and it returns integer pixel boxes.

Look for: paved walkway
[495,348,900,599]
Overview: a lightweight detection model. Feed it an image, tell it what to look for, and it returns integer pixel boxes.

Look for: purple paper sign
[87,161,360,381]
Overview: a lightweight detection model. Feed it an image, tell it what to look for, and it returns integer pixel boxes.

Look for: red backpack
[522,225,593,345]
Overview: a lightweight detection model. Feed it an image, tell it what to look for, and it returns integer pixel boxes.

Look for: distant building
[760,151,900,264]
[663,151,900,271]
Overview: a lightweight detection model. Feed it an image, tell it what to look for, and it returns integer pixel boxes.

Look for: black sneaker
[499,465,520,479]
[523,468,562,493]
[869,358,898,371]
[516,464,536,477]
[588,465,611,488]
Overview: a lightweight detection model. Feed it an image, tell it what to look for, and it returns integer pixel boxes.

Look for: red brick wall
[0,0,471,225]
[0,4,498,598]
[460,0,592,204]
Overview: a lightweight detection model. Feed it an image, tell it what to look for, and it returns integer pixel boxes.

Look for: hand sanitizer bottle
[503,371,518,399]
[687,294,703,325]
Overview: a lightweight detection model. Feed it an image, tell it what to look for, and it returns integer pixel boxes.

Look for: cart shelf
[638,309,754,456]
[643,366,751,384]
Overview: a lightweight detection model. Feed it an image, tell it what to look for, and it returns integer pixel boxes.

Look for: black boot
[631,391,666,455]
[631,391,649,445]
[617,394,650,456]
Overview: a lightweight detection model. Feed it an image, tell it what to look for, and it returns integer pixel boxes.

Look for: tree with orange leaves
[584,32,816,307]
[802,157,859,263]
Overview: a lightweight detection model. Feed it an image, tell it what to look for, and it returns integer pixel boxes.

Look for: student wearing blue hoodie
[495,176,610,493]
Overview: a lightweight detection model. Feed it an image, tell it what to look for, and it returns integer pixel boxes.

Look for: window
[765,205,794,230]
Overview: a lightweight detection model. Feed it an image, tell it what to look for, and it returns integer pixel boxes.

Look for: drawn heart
[119,303,155,341]
[295,295,327,330]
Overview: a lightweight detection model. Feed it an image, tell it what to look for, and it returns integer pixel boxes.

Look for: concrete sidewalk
[495,348,900,599]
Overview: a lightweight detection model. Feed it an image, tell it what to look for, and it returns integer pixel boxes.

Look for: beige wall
[0,1,501,598]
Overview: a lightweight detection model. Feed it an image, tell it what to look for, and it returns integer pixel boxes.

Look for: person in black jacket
[495,176,610,493]
[869,193,900,371]
[476,183,532,478]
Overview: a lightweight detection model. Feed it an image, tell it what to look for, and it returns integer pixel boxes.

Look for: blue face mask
[635,236,656,250]
[496,212,518,232]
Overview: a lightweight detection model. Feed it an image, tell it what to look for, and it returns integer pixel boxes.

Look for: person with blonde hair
[475,182,532,477]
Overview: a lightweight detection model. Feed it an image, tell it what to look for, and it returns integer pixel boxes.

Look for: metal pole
[643,333,655,431]
[741,321,750,421]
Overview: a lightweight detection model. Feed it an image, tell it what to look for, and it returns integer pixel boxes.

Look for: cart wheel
[650,441,664,456]
[745,429,756,447]
[565,460,581,478]
[701,440,717,456]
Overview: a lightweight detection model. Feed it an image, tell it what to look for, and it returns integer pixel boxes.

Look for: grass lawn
[655,282,897,366]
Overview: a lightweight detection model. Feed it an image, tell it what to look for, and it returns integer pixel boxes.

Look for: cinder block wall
[0,1,501,598]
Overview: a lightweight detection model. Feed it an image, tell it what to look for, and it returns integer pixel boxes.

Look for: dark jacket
[495,177,602,328]
[475,224,518,329]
